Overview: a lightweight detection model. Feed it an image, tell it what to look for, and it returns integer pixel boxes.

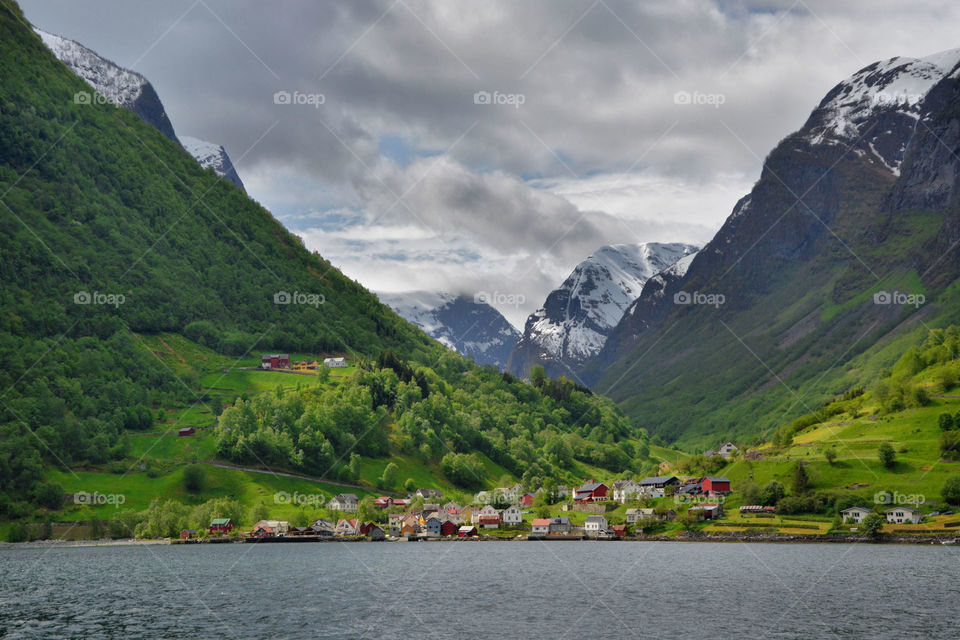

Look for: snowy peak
[805,48,960,175]
[35,27,178,142]
[181,136,246,192]
[507,242,698,377]
[378,291,520,369]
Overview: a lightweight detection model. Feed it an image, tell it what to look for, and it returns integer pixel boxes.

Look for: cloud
[21,0,960,323]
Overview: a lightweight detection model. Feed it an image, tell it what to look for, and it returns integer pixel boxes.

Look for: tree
[380,462,399,489]
[943,475,960,505]
[677,510,701,531]
[530,365,546,388]
[939,413,955,431]
[183,465,206,493]
[878,443,896,469]
[404,478,416,493]
[859,513,885,537]
[824,448,837,465]
[792,462,810,494]
[760,481,785,506]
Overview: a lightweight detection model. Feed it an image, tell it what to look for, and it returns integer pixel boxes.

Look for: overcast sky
[21,0,960,326]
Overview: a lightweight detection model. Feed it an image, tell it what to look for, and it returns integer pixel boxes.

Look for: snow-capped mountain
[507,242,698,378]
[378,292,520,369]
[35,28,245,191]
[180,136,246,191]
[35,28,179,142]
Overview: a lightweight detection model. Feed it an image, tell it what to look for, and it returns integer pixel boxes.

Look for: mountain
[0,1,644,515]
[507,243,698,379]
[180,136,246,192]
[584,47,960,447]
[35,27,245,191]
[378,291,520,368]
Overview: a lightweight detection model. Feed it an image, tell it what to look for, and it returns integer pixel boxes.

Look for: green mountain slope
[0,0,649,524]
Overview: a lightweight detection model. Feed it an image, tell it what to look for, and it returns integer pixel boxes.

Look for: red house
[180,529,197,540]
[440,520,458,537]
[177,427,195,437]
[520,493,536,506]
[374,496,393,509]
[574,481,609,503]
[261,354,291,369]
[611,525,627,538]
[209,518,233,536]
[458,525,478,538]
[702,476,731,496]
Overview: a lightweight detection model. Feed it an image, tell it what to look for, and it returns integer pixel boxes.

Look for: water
[0,541,955,639]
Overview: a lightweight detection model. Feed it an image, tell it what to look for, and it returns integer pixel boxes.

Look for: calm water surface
[0,541,956,639]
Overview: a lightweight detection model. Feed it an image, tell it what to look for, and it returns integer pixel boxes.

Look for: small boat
[941,539,957,545]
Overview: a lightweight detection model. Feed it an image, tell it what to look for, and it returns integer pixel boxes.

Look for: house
[501,505,523,527]
[739,505,776,515]
[374,496,394,509]
[584,515,609,536]
[261,354,291,369]
[288,526,311,536]
[387,513,406,537]
[625,508,674,524]
[573,481,609,503]
[440,520,459,537]
[415,488,443,500]
[366,525,386,541]
[177,427,195,437]
[250,520,289,537]
[886,507,923,524]
[323,357,348,368]
[209,518,233,536]
[689,503,723,520]
[718,442,739,458]
[458,525,478,538]
[638,476,679,498]
[613,480,642,503]
[702,477,731,496]
[335,518,360,536]
[443,501,462,513]
[840,507,875,524]
[392,498,409,508]
[531,518,551,536]
[612,524,628,538]
[548,517,572,534]
[310,518,335,537]
[423,516,442,536]
[401,523,418,538]
[329,493,359,512]
[520,493,536,507]
[478,514,501,529]
[180,529,197,540]
[475,504,499,524]
[554,485,570,502]
[422,503,441,514]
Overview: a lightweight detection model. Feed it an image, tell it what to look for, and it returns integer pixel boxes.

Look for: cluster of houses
[841,506,924,525]
[609,475,732,503]
[260,354,348,371]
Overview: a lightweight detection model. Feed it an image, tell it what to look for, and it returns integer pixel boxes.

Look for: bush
[860,513,885,537]
[878,443,896,469]
[940,413,956,431]
[943,475,960,506]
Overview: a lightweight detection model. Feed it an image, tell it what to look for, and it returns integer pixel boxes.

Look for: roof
[886,506,922,514]
[334,493,358,501]
[585,516,607,524]
[458,525,477,532]
[841,506,874,513]
[705,476,730,483]
[210,518,231,525]
[577,482,606,492]
[639,476,677,485]
[532,518,551,526]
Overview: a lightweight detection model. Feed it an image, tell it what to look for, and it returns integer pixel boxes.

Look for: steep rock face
[584,47,960,445]
[378,292,520,368]
[35,28,179,142]
[507,243,697,379]
[180,136,246,191]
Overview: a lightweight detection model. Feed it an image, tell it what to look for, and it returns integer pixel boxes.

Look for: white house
[532,518,551,536]
[718,442,739,458]
[474,504,498,525]
[328,493,358,512]
[323,357,348,368]
[613,480,642,504]
[840,506,874,524]
[584,515,609,536]
[501,505,523,527]
[886,507,922,524]
[335,518,359,536]
[637,476,678,499]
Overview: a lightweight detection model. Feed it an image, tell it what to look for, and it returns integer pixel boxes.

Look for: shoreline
[1,532,955,549]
